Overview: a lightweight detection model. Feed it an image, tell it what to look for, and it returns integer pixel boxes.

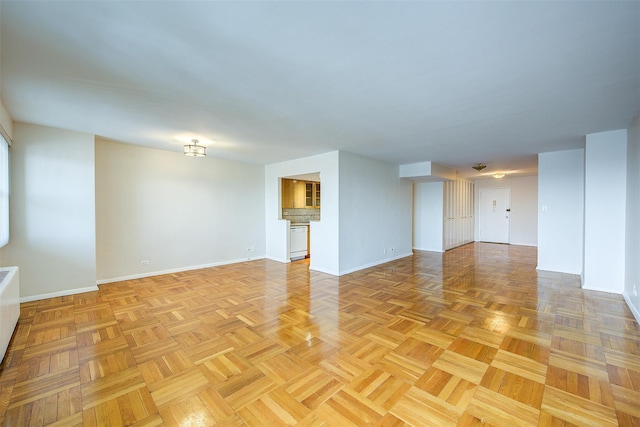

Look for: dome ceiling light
[184,139,206,157]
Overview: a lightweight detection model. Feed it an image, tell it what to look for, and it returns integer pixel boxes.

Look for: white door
[479,188,510,243]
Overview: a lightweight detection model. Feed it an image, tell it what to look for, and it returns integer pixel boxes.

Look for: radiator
[0,266,19,363]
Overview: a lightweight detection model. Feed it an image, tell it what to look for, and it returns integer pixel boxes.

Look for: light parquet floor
[1,243,639,426]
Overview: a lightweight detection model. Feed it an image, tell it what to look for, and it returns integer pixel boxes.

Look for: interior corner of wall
[0,100,14,144]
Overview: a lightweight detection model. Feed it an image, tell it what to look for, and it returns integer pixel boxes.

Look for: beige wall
[0,123,97,300]
[95,139,266,282]
[625,113,640,322]
[0,124,266,299]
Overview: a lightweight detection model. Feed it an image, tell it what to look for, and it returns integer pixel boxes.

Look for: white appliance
[290,225,308,260]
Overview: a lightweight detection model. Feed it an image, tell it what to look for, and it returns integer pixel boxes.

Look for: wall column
[583,129,627,293]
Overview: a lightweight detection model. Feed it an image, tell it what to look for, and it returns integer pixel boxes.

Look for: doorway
[479,187,510,243]
[280,172,320,262]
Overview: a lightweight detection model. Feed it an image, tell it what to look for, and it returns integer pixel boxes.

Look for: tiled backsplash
[282,208,320,223]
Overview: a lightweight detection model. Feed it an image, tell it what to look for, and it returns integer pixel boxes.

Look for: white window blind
[0,134,8,247]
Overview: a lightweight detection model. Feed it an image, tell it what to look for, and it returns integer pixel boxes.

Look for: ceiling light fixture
[184,139,206,157]
[472,163,487,171]
[493,172,505,179]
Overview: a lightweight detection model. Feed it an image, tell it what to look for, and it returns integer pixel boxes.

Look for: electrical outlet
[140,260,149,266]
[383,248,387,254]
[247,246,255,252]
[390,247,395,253]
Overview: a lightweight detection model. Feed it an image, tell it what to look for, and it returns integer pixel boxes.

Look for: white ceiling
[1,1,638,178]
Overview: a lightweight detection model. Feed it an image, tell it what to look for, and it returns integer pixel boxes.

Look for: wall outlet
[383,248,387,254]
[247,246,255,252]
[390,246,395,253]
[140,260,149,266]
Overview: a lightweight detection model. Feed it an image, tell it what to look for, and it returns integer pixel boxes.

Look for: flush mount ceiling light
[493,172,505,179]
[184,139,206,157]
[472,163,487,171]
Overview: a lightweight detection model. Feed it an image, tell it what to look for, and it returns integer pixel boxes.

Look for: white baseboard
[20,285,100,303]
[536,265,582,276]
[623,293,640,325]
[309,265,338,276]
[338,252,413,276]
[96,256,266,285]
[265,256,291,264]
[413,247,444,253]
[582,285,623,294]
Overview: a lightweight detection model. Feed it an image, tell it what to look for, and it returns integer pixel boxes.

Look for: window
[0,134,8,247]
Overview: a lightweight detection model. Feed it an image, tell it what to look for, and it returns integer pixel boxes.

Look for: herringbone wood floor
[1,243,639,426]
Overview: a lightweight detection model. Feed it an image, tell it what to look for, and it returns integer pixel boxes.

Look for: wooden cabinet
[305,182,320,208]
[282,179,294,208]
[443,177,474,250]
[282,179,320,209]
[282,179,307,209]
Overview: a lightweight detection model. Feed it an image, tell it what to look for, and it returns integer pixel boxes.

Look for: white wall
[625,114,640,322]
[537,149,584,275]
[338,152,413,274]
[265,150,412,276]
[265,151,339,275]
[583,130,627,293]
[413,181,444,252]
[0,123,97,300]
[96,139,265,282]
[474,176,538,246]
